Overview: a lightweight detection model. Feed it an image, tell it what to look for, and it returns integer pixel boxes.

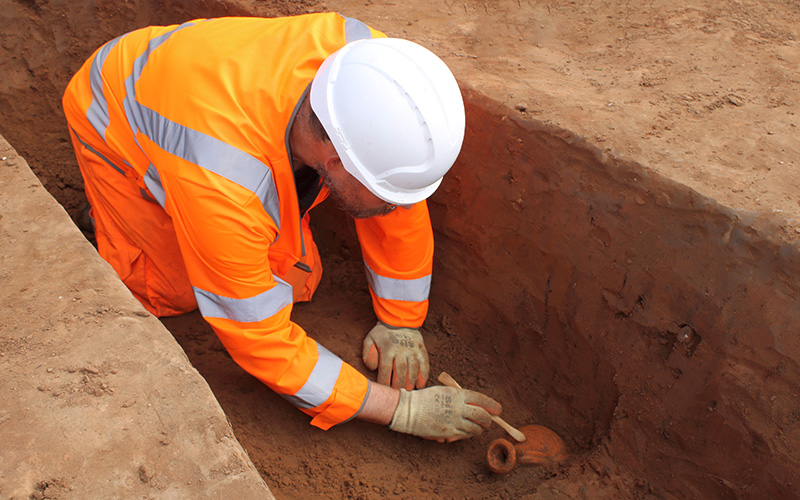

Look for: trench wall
[425,90,800,498]
[0,135,274,499]
[1,0,799,498]
[303,86,800,500]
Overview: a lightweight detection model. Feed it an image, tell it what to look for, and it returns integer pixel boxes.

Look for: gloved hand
[389,386,502,442]
[362,322,429,390]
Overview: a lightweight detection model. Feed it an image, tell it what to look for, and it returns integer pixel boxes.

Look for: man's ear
[322,154,342,173]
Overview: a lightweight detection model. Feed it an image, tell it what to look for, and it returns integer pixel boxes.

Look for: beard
[315,164,394,219]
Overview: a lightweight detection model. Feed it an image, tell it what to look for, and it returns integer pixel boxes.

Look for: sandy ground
[1,1,799,499]
[5,0,799,239]
[393,0,800,238]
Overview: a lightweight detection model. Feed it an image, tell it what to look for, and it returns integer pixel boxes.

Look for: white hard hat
[310,38,465,206]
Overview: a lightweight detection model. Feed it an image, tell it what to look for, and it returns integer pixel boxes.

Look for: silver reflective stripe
[117,20,280,227]
[343,16,373,42]
[131,103,281,226]
[143,163,166,206]
[281,344,344,410]
[192,277,293,323]
[122,22,195,137]
[86,36,122,139]
[364,261,431,302]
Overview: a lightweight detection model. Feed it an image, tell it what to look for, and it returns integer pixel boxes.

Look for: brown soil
[2,1,799,499]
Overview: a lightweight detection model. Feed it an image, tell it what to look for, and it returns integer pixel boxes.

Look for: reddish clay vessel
[486,424,567,474]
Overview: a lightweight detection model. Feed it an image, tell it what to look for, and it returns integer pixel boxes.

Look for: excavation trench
[2,0,799,499]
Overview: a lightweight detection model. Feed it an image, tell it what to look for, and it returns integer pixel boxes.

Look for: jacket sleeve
[157,163,370,430]
[354,201,434,328]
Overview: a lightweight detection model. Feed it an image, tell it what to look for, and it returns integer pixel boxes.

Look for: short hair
[308,105,331,143]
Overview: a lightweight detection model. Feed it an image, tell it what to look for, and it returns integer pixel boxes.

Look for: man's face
[314,161,395,219]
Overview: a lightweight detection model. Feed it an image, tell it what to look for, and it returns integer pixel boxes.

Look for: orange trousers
[70,130,323,317]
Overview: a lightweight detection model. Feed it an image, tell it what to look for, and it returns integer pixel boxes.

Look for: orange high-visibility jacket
[62,14,435,429]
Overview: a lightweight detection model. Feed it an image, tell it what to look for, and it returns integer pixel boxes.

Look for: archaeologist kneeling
[62,13,501,440]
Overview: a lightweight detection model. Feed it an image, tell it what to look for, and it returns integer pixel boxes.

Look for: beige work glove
[362,321,429,390]
[389,386,502,441]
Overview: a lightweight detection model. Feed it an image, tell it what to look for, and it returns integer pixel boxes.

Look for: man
[63,13,500,441]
